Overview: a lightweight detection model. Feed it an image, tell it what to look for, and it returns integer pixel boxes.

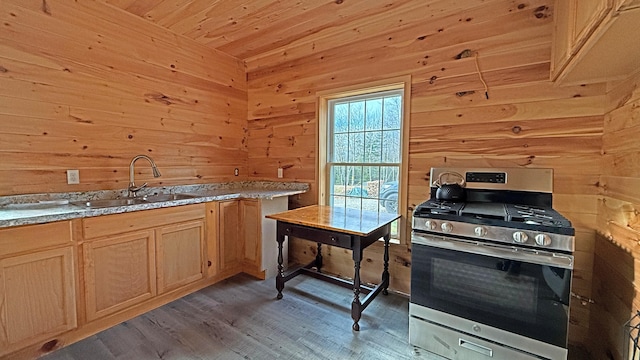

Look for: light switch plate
[67,170,80,184]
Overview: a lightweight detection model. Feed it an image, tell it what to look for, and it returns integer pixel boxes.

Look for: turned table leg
[315,242,323,272]
[382,233,390,296]
[351,245,363,331]
[276,226,286,300]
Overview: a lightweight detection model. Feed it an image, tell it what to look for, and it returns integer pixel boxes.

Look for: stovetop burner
[414,199,574,235]
[417,201,464,215]
[507,204,563,226]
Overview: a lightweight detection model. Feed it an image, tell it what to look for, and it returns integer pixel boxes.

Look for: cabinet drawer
[0,221,72,258]
[280,223,352,249]
[82,204,205,239]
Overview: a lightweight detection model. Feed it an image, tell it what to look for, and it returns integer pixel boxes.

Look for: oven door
[411,232,573,349]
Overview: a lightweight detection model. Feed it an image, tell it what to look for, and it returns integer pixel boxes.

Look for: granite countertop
[0,181,309,228]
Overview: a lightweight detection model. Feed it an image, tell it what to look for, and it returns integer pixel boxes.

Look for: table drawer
[280,223,352,248]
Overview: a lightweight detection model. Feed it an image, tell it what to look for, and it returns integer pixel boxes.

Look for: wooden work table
[266,205,400,331]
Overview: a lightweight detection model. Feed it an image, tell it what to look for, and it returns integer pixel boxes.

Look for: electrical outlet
[67,170,80,184]
[277,168,283,178]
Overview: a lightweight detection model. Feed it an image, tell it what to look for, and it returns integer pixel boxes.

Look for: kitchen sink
[72,193,196,208]
[140,194,196,202]
[72,198,145,208]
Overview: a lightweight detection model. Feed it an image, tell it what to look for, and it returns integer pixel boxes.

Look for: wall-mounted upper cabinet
[614,0,640,11]
[551,0,640,85]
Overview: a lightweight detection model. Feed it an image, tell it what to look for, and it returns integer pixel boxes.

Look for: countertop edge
[0,185,308,228]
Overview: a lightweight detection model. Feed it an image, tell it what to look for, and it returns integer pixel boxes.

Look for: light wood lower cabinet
[156,220,205,294]
[218,200,242,272]
[82,230,156,321]
[80,204,205,321]
[241,199,261,271]
[0,222,76,357]
[215,198,288,279]
[205,202,220,278]
[217,199,263,277]
[0,197,292,357]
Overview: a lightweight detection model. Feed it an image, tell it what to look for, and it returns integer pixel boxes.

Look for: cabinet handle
[207,260,212,267]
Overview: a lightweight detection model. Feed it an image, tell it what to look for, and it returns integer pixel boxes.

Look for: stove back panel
[428,188,552,207]
[429,167,554,207]
[430,167,554,193]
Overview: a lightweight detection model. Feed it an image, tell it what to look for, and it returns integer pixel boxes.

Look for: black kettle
[434,171,466,202]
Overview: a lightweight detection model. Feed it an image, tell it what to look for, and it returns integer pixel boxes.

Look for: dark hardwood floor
[42,274,590,360]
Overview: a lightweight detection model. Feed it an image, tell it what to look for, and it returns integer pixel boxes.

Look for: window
[319,82,407,240]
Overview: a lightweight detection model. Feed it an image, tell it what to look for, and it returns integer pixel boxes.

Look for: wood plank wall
[0,0,247,196]
[589,72,640,360]
[245,0,604,344]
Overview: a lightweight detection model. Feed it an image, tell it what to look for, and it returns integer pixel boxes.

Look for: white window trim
[316,76,412,245]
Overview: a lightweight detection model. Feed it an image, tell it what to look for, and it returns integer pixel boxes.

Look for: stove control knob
[474,226,487,237]
[512,231,529,243]
[441,222,453,233]
[424,220,437,231]
[535,234,552,246]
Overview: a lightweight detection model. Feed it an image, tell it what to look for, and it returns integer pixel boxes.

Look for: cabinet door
[219,200,241,272]
[241,199,261,269]
[205,202,220,277]
[83,230,156,321]
[0,247,76,354]
[551,0,612,79]
[570,0,612,51]
[615,0,640,11]
[156,220,205,294]
[551,0,572,77]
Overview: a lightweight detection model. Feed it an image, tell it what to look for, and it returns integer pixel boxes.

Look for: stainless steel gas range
[409,167,575,360]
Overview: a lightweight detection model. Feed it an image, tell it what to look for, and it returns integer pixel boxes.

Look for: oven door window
[411,243,570,348]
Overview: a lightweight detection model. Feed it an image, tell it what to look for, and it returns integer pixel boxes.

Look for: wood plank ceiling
[104,0,507,62]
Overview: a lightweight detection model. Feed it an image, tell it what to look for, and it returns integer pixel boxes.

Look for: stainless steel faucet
[128,155,161,197]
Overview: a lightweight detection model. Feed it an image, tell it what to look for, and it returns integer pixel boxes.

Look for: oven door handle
[412,233,574,269]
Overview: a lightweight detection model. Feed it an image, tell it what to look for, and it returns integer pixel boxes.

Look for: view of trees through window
[327,89,402,216]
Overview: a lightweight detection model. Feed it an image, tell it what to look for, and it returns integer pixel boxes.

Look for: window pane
[362,198,379,213]
[382,130,400,163]
[349,101,365,131]
[365,99,382,130]
[364,131,382,163]
[348,132,364,163]
[334,103,349,133]
[333,133,348,162]
[363,166,380,199]
[383,96,401,130]
[346,166,363,189]
[345,196,362,211]
[380,166,399,214]
[330,165,346,196]
[381,165,399,183]
[332,195,346,208]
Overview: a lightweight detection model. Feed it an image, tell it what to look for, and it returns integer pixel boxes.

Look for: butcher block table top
[266,205,400,236]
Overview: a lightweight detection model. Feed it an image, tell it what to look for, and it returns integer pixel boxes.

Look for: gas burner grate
[415,200,464,216]
[505,204,572,228]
